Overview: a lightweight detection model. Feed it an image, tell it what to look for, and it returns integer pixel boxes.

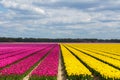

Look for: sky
[0,0,120,39]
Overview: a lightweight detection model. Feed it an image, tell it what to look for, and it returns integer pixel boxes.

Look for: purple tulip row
[0,46,54,75]
[0,47,46,68]
[31,44,59,77]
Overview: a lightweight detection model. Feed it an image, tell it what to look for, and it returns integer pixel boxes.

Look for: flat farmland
[0,43,120,80]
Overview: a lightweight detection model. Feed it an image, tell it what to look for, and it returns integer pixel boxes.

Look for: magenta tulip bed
[0,43,59,80]
[30,45,59,80]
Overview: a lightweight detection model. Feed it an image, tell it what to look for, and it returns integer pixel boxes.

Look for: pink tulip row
[0,43,52,47]
[0,46,54,75]
[0,44,53,55]
[31,45,59,77]
[0,47,23,55]
[0,47,46,68]
[0,48,31,60]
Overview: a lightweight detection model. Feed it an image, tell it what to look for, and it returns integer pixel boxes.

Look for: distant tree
[0,37,120,43]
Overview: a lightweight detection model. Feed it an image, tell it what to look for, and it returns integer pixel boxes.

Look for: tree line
[0,37,120,43]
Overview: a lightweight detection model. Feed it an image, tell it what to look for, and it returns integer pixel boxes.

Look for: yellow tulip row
[67,43,120,56]
[67,44,120,68]
[90,44,120,54]
[72,47,120,69]
[64,44,120,79]
[60,45,92,78]
[84,48,120,61]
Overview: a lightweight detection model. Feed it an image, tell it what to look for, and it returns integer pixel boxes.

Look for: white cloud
[39,8,92,24]
[0,21,6,25]
[0,0,120,38]
[0,0,45,14]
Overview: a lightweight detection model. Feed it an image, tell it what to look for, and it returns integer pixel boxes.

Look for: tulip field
[0,43,120,80]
